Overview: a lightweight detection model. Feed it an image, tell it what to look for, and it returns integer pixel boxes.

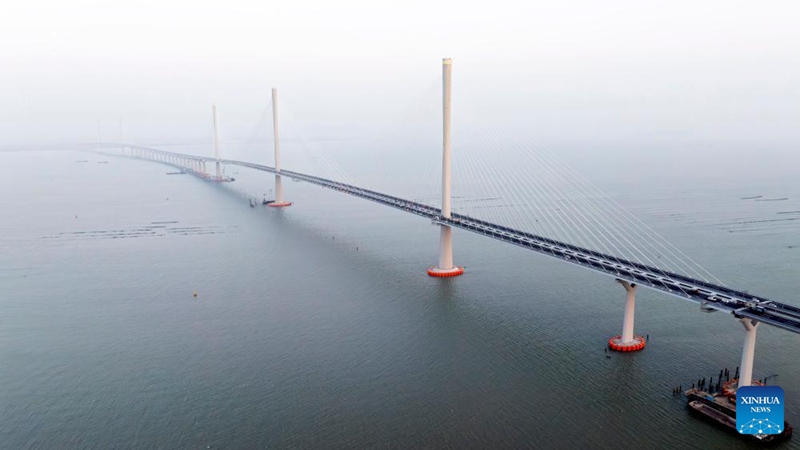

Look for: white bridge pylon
[268,88,292,208]
[427,58,464,278]
[207,104,233,182]
[212,103,221,180]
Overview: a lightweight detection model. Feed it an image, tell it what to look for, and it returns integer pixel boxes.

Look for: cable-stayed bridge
[100,59,798,392]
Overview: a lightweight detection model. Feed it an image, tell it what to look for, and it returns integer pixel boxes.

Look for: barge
[686,388,793,445]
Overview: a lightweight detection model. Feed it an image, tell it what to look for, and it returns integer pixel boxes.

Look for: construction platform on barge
[685,387,793,445]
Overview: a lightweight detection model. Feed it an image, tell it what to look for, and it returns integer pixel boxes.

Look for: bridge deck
[125,145,800,335]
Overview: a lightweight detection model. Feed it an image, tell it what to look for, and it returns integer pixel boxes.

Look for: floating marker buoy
[193,292,198,298]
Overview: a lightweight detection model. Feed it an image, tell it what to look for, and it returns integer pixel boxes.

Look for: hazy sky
[2,0,799,153]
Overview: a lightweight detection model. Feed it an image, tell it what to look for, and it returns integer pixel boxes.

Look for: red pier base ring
[427,266,465,277]
[608,335,646,352]
[268,202,293,208]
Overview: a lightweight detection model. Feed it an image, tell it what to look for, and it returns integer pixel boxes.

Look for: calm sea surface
[2,147,799,449]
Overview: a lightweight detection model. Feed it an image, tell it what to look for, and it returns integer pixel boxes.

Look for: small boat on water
[249,198,256,208]
[167,171,187,175]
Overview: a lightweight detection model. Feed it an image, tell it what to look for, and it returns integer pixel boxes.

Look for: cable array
[237,84,726,289]
[451,129,725,286]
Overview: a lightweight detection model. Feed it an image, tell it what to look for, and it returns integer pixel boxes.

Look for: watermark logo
[736,386,784,435]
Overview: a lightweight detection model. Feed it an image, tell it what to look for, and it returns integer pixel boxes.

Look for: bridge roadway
[127,145,800,334]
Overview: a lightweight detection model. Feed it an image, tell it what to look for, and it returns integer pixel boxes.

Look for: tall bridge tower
[212,103,221,179]
[269,88,292,207]
[428,58,464,277]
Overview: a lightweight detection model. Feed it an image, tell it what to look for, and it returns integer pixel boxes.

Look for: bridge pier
[269,88,292,207]
[608,279,646,352]
[737,318,759,389]
[428,58,463,277]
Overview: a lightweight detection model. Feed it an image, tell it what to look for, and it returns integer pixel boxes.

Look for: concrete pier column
[438,226,454,269]
[620,280,637,343]
[428,58,462,277]
[608,279,646,352]
[738,318,759,389]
